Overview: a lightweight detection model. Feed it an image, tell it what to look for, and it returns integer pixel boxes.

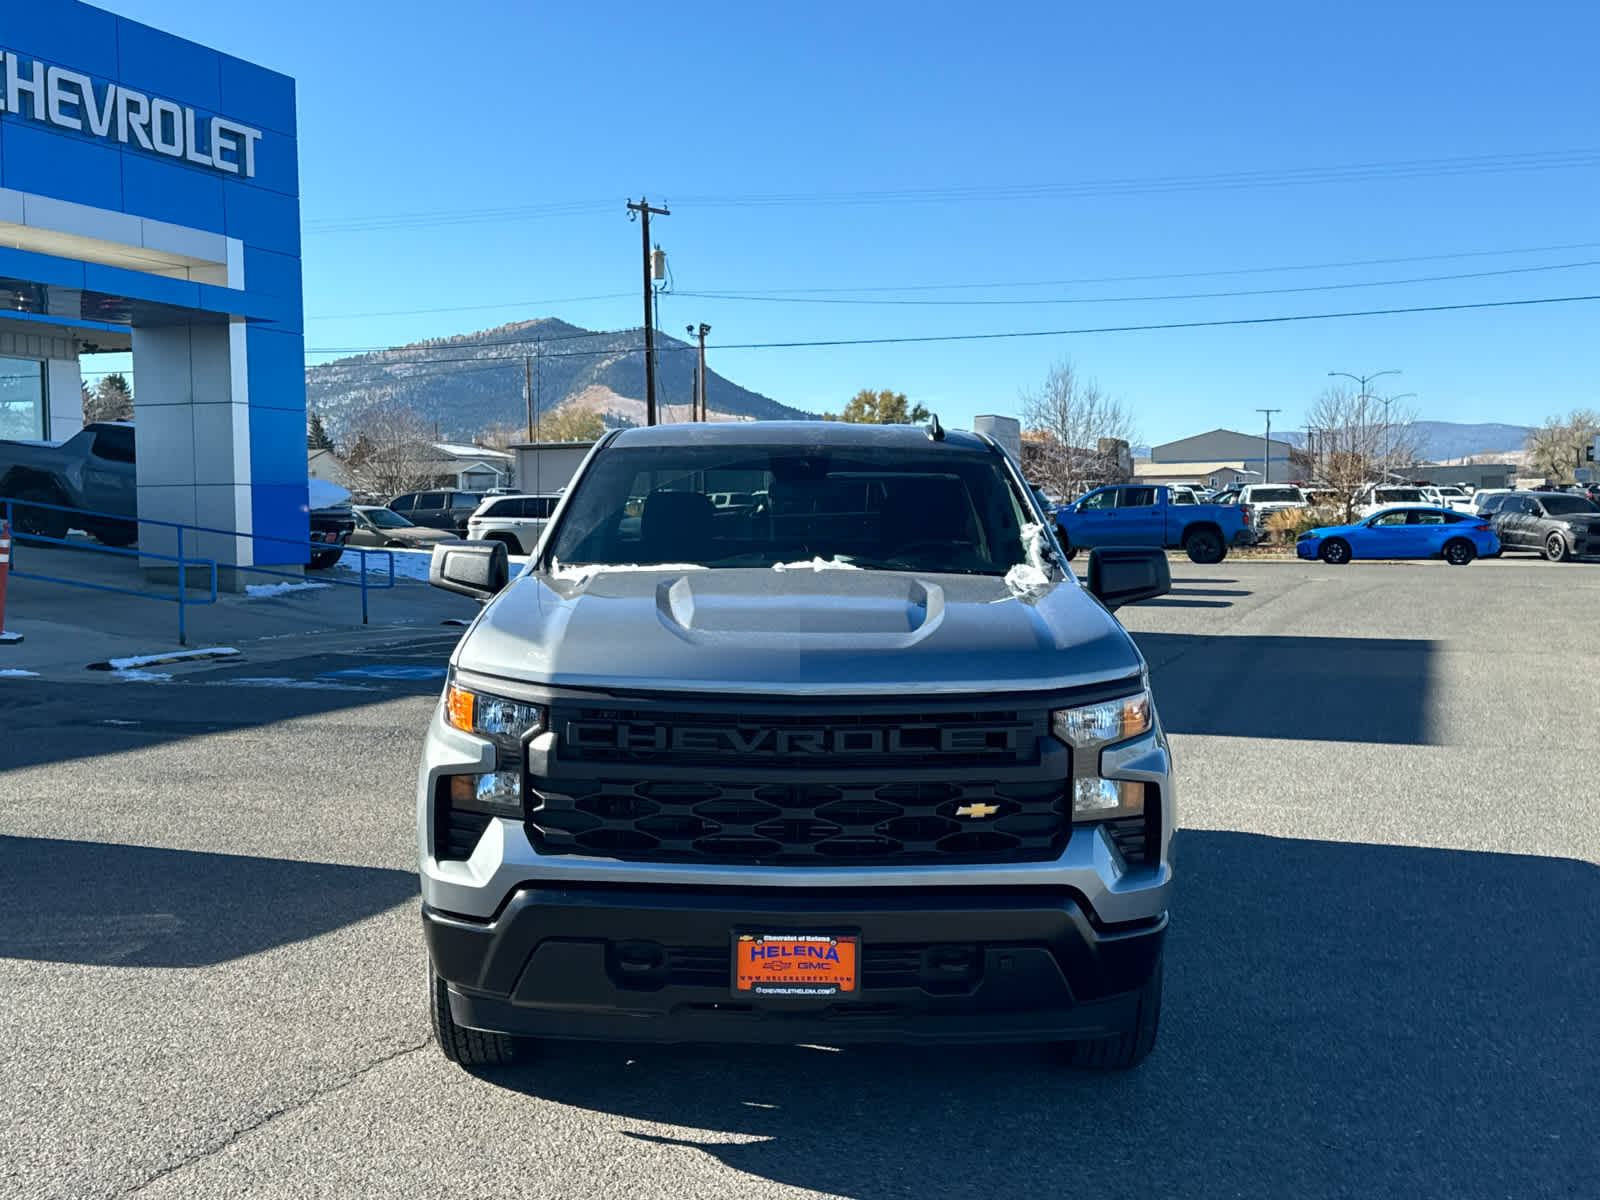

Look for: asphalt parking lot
[2,557,1596,1200]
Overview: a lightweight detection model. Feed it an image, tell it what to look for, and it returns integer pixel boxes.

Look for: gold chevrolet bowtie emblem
[955,802,1000,819]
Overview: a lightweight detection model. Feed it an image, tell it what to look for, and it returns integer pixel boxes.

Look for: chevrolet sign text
[1,51,262,177]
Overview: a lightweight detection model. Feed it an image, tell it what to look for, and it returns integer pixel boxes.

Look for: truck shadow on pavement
[0,835,417,966]
[1133,632,1437,744]
[481,830,1598,1200]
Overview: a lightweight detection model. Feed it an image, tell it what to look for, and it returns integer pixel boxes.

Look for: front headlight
[445,681,545,747]
[1050,691,1152,750]
[443,679,544,815]
[1052,691,1153,825]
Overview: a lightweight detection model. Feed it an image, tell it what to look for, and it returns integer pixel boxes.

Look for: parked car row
[1293,489,1600,566]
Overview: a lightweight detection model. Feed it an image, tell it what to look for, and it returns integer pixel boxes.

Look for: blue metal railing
[2,498,399,645]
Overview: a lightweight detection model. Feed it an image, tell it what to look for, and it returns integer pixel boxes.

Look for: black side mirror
[1086,546,1171,611]
[429,539,509,599]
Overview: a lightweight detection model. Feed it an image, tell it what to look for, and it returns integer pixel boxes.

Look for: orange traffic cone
[0,519,19,644]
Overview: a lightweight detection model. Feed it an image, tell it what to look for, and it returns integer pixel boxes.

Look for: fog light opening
[1072,777,1145,821]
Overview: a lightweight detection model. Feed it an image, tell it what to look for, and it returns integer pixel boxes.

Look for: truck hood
[455,566,1143,696]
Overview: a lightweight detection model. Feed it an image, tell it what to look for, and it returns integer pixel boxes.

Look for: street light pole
[1328,368,1401,480]
[1256,408,1281,484]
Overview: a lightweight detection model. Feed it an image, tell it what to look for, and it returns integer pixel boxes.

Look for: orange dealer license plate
[733,933,859,997]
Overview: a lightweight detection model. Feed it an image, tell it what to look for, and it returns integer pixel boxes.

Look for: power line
[674,259,1600,308]
[291,148,1600,234]
[307,292,632,321]
[301,291,1600,375]
[699,292,1600,350]
[676,148,1600,208]
[679,239,1600,295]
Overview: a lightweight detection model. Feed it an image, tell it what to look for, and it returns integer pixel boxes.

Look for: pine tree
[307,411,335,451]
[83,373,134,422]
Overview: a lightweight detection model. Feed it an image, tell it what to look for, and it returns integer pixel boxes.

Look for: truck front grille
[527,776,1069,866]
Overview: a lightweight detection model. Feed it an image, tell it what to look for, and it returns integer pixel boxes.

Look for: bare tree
[479,404,607,450]
[1019,360,1136,498]
[339,400,444,500]
[1526,409,1600,482]
[1303,387,1384,521]
[1302,388,1428,519]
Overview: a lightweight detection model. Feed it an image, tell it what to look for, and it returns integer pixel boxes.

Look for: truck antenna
[926,414,945,441]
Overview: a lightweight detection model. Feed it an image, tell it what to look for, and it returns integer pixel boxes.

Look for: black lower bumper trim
[423,885,1165,1045]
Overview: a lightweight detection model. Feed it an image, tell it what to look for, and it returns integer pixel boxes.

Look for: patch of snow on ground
[107,647,239,669]
[0,668,39,677]
[244,581,332,598]
[113,669,171,681]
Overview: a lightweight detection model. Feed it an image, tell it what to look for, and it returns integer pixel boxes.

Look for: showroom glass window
[0,356,46,440]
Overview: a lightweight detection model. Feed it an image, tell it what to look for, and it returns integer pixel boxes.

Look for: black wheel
[486,532,521,553]
[1544,531,1570,562]
[1183,527,1225,565]
[1319,538,1352,565]
[1054,524,1078,561]
[92,520,138,548]
[1442,538,1476,566]
[429,965,523,1068]
[6,482,68,541]
[1057,956,1162,1070]
[308,547,344,569]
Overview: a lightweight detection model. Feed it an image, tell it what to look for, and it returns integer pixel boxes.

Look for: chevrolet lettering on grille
[564,720,1028,756]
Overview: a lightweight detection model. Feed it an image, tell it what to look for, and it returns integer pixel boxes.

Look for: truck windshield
[545,444,1035,576]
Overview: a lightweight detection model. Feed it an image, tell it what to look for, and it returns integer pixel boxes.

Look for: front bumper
[424,885,1166,1044]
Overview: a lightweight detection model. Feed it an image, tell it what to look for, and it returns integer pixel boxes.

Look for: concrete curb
[87,647,242,671]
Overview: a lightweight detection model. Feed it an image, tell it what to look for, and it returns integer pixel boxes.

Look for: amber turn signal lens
[445,683,475,733]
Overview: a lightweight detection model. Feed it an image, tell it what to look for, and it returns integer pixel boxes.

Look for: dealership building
[0,1,304,565]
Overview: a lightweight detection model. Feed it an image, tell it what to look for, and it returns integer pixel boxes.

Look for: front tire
[429,965,523,1068]
[1442,538,1476,566]
[1054,524,1078,561]
[1544,531,1570,562]
[1183,527,1225,565]
[1319,537,1352,565]
[7,483,68,541]
[1058,956,1162,1070]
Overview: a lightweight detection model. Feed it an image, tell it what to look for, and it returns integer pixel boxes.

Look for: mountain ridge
[306,319,813,440]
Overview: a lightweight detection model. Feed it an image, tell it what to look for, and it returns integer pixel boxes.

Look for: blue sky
[102,0,1600,443]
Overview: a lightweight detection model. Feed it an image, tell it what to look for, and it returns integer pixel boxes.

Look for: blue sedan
[1296,505,1500,566]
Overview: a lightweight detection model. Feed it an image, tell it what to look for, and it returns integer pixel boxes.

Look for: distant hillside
[1275,421,1531,461]
[307,319,812,441]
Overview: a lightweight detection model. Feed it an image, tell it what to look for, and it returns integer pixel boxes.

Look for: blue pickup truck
[1054,484,1256,564]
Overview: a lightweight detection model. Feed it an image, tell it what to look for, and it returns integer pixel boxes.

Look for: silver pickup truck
[417,420,1178,1070]
[0,422,137,544]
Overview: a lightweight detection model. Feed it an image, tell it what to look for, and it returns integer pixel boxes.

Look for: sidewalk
[0,541,479,677]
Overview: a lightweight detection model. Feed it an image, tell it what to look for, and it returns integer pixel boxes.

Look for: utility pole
[524,355,533,442]
[627,198,670,425]
[687,323,710,421]
[1256,408,1282,484]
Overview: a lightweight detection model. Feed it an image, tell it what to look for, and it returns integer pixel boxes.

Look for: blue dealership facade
[0,0,304,564]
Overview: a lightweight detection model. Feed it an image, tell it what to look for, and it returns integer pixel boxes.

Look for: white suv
[1236,484,1308,527]
[465,494,561,555]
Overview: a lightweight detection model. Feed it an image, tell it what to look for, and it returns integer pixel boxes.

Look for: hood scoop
[655,572,945,648]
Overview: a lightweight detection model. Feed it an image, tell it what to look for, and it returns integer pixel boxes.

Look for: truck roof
[608,420,995,454]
